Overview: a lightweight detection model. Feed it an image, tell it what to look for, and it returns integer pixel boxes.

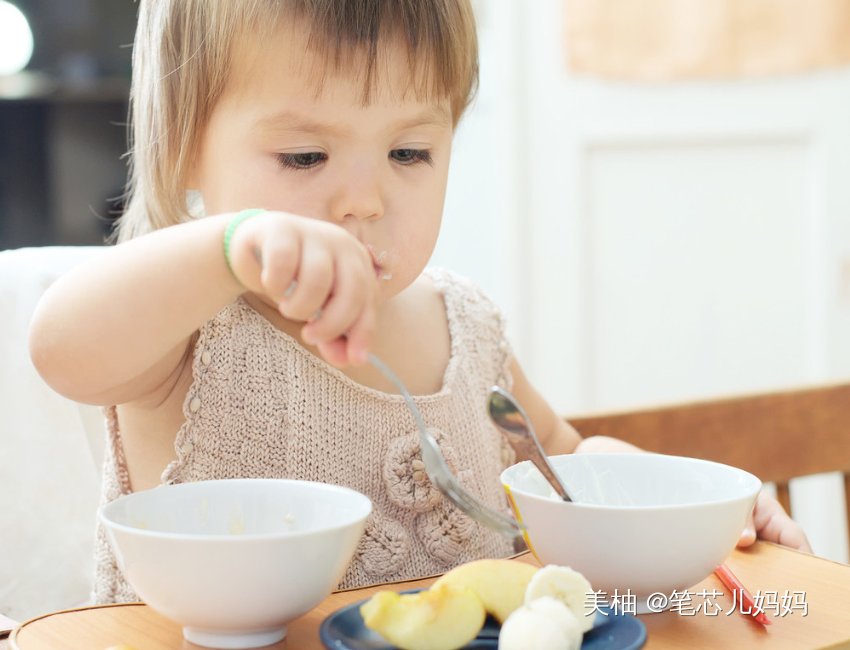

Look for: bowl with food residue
[100,478,371,649]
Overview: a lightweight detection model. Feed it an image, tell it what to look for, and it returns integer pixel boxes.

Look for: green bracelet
[223,208,266,276]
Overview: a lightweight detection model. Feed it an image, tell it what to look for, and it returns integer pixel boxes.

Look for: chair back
[0,246,105,621]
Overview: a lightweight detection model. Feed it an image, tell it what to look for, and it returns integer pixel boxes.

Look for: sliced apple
[360,584,486,650]
[431,558,538,623]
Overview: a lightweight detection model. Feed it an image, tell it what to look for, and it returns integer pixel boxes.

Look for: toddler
[29,0,809,604]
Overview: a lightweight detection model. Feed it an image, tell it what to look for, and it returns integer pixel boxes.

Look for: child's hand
[227,211,378,367]
[573,435,644,454]
[737,490,812,553]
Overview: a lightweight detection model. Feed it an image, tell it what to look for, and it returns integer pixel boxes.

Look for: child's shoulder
[416,268,510,361]
[421,266,505,319]
[418,267,512,387]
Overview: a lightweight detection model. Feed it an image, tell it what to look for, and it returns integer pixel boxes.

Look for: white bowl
[100,479,371,648]
[501,454,760,613]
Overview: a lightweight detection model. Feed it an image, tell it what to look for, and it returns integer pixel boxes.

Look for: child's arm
[29,212,376,406]
[506,358,581,455]
[507,358,640,456]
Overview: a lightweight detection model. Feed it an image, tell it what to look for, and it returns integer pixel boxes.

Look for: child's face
[192,21,455,300]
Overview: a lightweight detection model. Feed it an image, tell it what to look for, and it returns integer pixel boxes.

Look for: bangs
[273,1,478,122]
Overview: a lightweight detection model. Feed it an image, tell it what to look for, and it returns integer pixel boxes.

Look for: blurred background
[437,0,850,564]
[0,0,134,247]
[0,0,847,596]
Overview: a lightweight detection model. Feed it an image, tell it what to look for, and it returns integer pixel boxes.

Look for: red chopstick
[714,563,772,626]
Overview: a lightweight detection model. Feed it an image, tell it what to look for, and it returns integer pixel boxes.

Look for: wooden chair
[567,382,850,541]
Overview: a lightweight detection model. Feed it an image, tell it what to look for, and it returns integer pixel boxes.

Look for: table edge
[760,540,850,569]
[11,545,848,650]
[9,602,147,650]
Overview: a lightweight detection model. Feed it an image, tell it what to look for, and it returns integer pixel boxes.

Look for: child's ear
[185,156,201,191]
[183,160,201,192]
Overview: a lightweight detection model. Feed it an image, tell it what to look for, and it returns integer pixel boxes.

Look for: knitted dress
[92,268,516,603]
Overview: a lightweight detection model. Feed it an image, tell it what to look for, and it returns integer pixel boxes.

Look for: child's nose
[328,167,384,223]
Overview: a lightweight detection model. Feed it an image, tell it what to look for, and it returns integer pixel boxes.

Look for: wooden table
[9,542,850,650]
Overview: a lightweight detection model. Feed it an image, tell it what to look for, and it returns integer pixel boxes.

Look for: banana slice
[524,565,595,633]
[499,597,582,650]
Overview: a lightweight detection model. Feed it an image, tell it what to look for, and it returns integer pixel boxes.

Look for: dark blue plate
[319,588,646,650]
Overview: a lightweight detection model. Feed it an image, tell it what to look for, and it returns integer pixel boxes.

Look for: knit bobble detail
[415,494,476,566]
[355,511,411,577]
[382,428,457,513]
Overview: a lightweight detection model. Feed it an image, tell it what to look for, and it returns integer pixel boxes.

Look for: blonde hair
[117,0,479,242]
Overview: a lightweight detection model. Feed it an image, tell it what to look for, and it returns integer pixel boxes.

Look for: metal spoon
[487,386,574,502]
[368,353,522,538]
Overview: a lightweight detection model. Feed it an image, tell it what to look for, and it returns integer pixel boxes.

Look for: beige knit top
[92,268,516,604]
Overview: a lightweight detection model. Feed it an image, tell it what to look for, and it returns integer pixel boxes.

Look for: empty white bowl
[100,478,371,648]
[501,454,760,613]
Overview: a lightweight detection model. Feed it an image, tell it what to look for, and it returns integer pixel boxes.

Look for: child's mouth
[366,245,393,281]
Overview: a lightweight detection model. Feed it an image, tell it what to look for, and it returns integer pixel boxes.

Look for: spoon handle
[488,386,573,502]
[496,426,573,502]
[530,457,572,502]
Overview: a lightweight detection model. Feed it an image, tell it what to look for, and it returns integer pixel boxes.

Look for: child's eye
[390,148,433,166]
[276,152,327,170]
